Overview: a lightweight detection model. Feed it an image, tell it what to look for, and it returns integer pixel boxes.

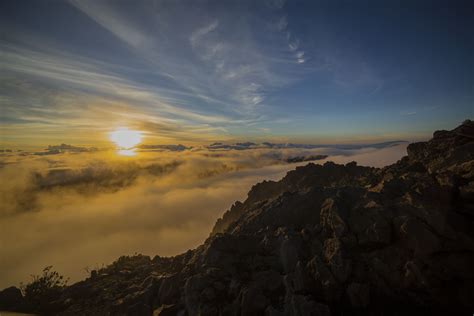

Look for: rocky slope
[1,120,474,315]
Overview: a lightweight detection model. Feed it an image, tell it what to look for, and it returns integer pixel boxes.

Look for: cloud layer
[0,143,407,288]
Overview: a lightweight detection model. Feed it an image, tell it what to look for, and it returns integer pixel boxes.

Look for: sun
[109,128,142,149]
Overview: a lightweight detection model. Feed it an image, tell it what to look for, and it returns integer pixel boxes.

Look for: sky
[1,0,472,148]
[0,0,472,288]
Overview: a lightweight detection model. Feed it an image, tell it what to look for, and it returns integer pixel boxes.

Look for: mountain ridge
[1,120,473,315]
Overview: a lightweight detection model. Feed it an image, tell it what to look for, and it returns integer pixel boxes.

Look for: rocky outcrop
[0,286,29,312]
[2,120,474,315]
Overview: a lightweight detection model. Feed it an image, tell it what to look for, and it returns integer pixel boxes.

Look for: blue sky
[1,0,473,146]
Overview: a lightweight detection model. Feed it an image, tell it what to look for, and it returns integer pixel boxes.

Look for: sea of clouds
[0,142,408,287]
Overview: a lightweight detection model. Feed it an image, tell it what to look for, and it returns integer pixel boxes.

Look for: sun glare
[109,128,142,149]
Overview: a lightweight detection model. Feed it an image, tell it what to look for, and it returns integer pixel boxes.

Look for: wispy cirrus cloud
[1,0,321,146]
[67,0,311,115]
[2,0,455,146]
[0,41,241,145]
[1,43,230,123]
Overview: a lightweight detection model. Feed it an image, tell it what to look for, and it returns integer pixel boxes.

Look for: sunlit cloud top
[1,0,473,147]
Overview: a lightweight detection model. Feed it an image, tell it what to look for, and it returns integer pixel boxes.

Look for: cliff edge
[1,120,474,315]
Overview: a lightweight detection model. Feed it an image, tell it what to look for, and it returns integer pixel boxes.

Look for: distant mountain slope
[1,120,473,315]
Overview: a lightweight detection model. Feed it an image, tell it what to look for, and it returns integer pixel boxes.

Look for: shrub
[20,266,68,313]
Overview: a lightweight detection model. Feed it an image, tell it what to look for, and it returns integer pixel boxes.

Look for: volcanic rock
[2,120,474,315]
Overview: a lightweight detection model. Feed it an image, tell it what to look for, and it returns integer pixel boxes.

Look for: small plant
[83,263,106,277]
[20,266,68,313]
